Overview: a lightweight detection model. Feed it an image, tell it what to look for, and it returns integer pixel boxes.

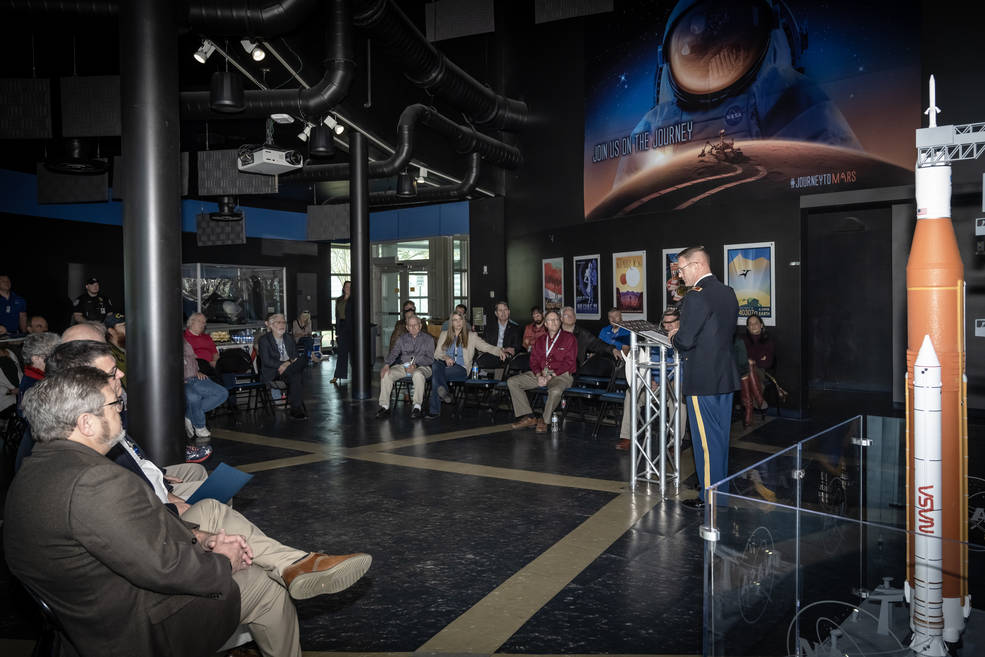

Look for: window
[396,240,429,262]
[452,237,468,310]
[407,271,429,315]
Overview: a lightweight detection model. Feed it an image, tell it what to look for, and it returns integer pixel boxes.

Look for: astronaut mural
[584,0,920,220]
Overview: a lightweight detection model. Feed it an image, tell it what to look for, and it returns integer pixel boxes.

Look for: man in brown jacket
[4,368,300,656]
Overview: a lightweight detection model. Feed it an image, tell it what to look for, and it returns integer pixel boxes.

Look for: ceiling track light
[194,39,216,64]
[297,123,312,142]
[241,39,266,62]
[397,169,417,198]
[416,167,428,184]
[323,114,345,135]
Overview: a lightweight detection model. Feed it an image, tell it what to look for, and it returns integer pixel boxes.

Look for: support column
[350,131,371,399]
[119,0,183,464]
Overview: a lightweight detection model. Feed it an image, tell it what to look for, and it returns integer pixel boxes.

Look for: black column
[119,0,183,464]
[350,132,371,399]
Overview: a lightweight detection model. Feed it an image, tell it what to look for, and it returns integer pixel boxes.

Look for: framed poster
[612,250,646,320]
[661,247,687,311]
[573,254,601,320]
[724,241,776,326]
[542,257,564,314]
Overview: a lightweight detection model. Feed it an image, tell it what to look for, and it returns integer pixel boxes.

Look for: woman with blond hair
[426,311,505,418]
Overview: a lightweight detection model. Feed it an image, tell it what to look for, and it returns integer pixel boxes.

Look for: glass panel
[397,240,429,262]
[375,242,397,259]
[407,271,428,316]
[380,271,402,349]
[182,264,284,324]
[331,245,351,276]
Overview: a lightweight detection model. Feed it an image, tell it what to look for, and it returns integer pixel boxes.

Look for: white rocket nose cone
[916,334,941,368]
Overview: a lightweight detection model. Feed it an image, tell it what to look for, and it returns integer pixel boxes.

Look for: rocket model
[909,335,946,656]
[905,75,970,644]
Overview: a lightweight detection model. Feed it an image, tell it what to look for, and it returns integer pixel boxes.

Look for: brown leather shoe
[282,552,372,600]
[615,439,630,451]
[535,419,548,433]
[512,416,537,429]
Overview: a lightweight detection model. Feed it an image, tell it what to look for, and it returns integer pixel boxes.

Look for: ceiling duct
[352,0,527,131]
[326,152,480,206]
[43,137,109,175]
[283,103,520,183]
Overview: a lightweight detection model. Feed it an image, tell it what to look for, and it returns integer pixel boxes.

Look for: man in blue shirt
[598,308,631,350]
[0,275,27,336]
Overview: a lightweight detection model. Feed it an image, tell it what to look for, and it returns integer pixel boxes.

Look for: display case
[181,263,286,344]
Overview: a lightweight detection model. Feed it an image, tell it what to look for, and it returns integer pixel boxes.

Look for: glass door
[378,267,405,354]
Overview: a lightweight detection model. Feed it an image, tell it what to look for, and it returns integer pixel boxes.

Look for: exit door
[373,263,432,357]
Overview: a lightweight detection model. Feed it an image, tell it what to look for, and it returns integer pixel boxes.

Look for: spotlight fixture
[309,125,335,158]
[193,39,216,64]
[323,114,345,135]
[241,39,265,62]
[416,167,428,184]
[297,123,312,142]
[210,71,244,113]
[397,169,417,198]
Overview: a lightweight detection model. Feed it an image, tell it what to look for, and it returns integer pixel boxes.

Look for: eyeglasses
[678,262,698,272]
[104,396,124,409]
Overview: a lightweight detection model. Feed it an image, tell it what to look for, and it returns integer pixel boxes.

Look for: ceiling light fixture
[210,71,244,113]
[241,39,266,62]
[416,167,428,184]
[323,114,345,135]
[397,169,417,197]
[297,123,312,142]
[309,125,335,158]
[194,39,216,64]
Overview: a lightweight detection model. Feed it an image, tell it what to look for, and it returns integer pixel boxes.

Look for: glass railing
[702,415,984,656]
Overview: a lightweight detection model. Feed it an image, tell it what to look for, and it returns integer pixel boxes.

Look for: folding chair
[389,372,431,409]
[486,352,532,420]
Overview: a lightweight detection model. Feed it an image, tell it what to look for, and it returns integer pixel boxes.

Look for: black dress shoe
[289,408,308,420]
[424,411,440,420]
[410,408,423,419]
[375,406,391,418]
[438,386,454,404]
[681,498,705,511]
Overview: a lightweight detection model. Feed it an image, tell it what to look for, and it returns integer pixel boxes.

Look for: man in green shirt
[104,313,127,388]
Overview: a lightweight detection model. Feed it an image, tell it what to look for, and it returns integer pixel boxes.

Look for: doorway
[805,206,893,402]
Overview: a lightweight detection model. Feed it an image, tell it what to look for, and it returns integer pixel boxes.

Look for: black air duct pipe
[369,152,479,206]
[4,0,316,37]
[119,0,183,466]
[352,0,526,131]
[284,104,520,183]
[349,131,371,400]
[180,0,353,119]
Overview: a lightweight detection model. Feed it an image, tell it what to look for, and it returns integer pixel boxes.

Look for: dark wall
[468,196,506,326]
[3,213,322,332]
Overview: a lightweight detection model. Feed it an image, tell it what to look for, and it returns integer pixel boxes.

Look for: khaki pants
[163,462,208,500]
[379,364,432,407]
[184,498,307,657]
[508,371,573,423]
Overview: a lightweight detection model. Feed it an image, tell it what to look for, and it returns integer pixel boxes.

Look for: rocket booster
[907,76,969,644]
[909,335,946,657]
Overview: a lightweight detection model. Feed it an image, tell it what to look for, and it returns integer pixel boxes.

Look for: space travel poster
[583,0,920,220]
[725,241,775,325]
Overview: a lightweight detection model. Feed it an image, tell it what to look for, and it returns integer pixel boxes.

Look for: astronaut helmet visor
[666,0,771,98]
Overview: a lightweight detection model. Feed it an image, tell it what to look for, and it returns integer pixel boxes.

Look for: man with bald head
[667,246,740,511]
[61,320,107,343]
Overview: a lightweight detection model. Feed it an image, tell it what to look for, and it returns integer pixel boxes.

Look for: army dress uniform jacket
[671,274,741,396]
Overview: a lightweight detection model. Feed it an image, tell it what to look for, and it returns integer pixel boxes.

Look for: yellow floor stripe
[236,453,333,473]
[417,492,663,654]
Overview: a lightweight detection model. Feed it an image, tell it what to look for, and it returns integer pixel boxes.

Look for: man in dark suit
[4,367,304,656]
[257,313,308,420]
[476,300,522,370]
[669,246,741,510]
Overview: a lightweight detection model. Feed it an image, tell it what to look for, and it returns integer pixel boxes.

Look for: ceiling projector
[237,146,303,175]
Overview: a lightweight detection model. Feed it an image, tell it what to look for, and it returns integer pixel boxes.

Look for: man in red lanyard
[507,310,577,433]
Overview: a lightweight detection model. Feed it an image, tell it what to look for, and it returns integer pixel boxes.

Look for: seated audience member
[742,314,774,413]
[72,276,113,323]
[508,310,577,433]
[441,303,469,330]
[183,336,229,440]
[476,301,522,370]
[616,308,682,451]
[0,274,27,336]
[735,332,755,427]
[389,300,429,353]
[257,313,308,420]
[7,368,372,657]
[25,314,49,334]
[376,314,434,419]
[0,344,21,417]
[522,306,546,350]
[428,311,505,418]
[293,309,319,361]
[104,312,127,388]
[599,308,631,348]
[61,320,106,343]
[17,331,60,409]
[560,306,623,376]
[184,312,220,376]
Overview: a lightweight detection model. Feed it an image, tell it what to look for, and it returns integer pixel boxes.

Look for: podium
[617,321,683,497]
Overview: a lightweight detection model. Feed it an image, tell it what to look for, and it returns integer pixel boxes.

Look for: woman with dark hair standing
[742,314,774,414]
[331,281,352,384]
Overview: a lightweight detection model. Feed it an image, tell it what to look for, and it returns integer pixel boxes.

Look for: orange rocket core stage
[906,215,967,601]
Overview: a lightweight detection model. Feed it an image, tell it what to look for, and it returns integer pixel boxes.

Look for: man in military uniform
[72,277,113,323]
[668,246,740,510]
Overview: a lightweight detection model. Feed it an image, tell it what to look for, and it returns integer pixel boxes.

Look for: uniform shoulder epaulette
[692,286,703,292]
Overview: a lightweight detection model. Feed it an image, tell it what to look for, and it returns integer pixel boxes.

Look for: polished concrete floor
[1,359,982,656]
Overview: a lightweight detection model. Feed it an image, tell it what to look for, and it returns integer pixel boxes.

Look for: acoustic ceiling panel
[0,78,53,139]
[111,152,190,199]
[61,76,121,137]
[534,0,613,24]
[196,213,247,246]
[36,163,108,204]
[425,0,494,42]
[307,204,350,241]
[198,149,279,196]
